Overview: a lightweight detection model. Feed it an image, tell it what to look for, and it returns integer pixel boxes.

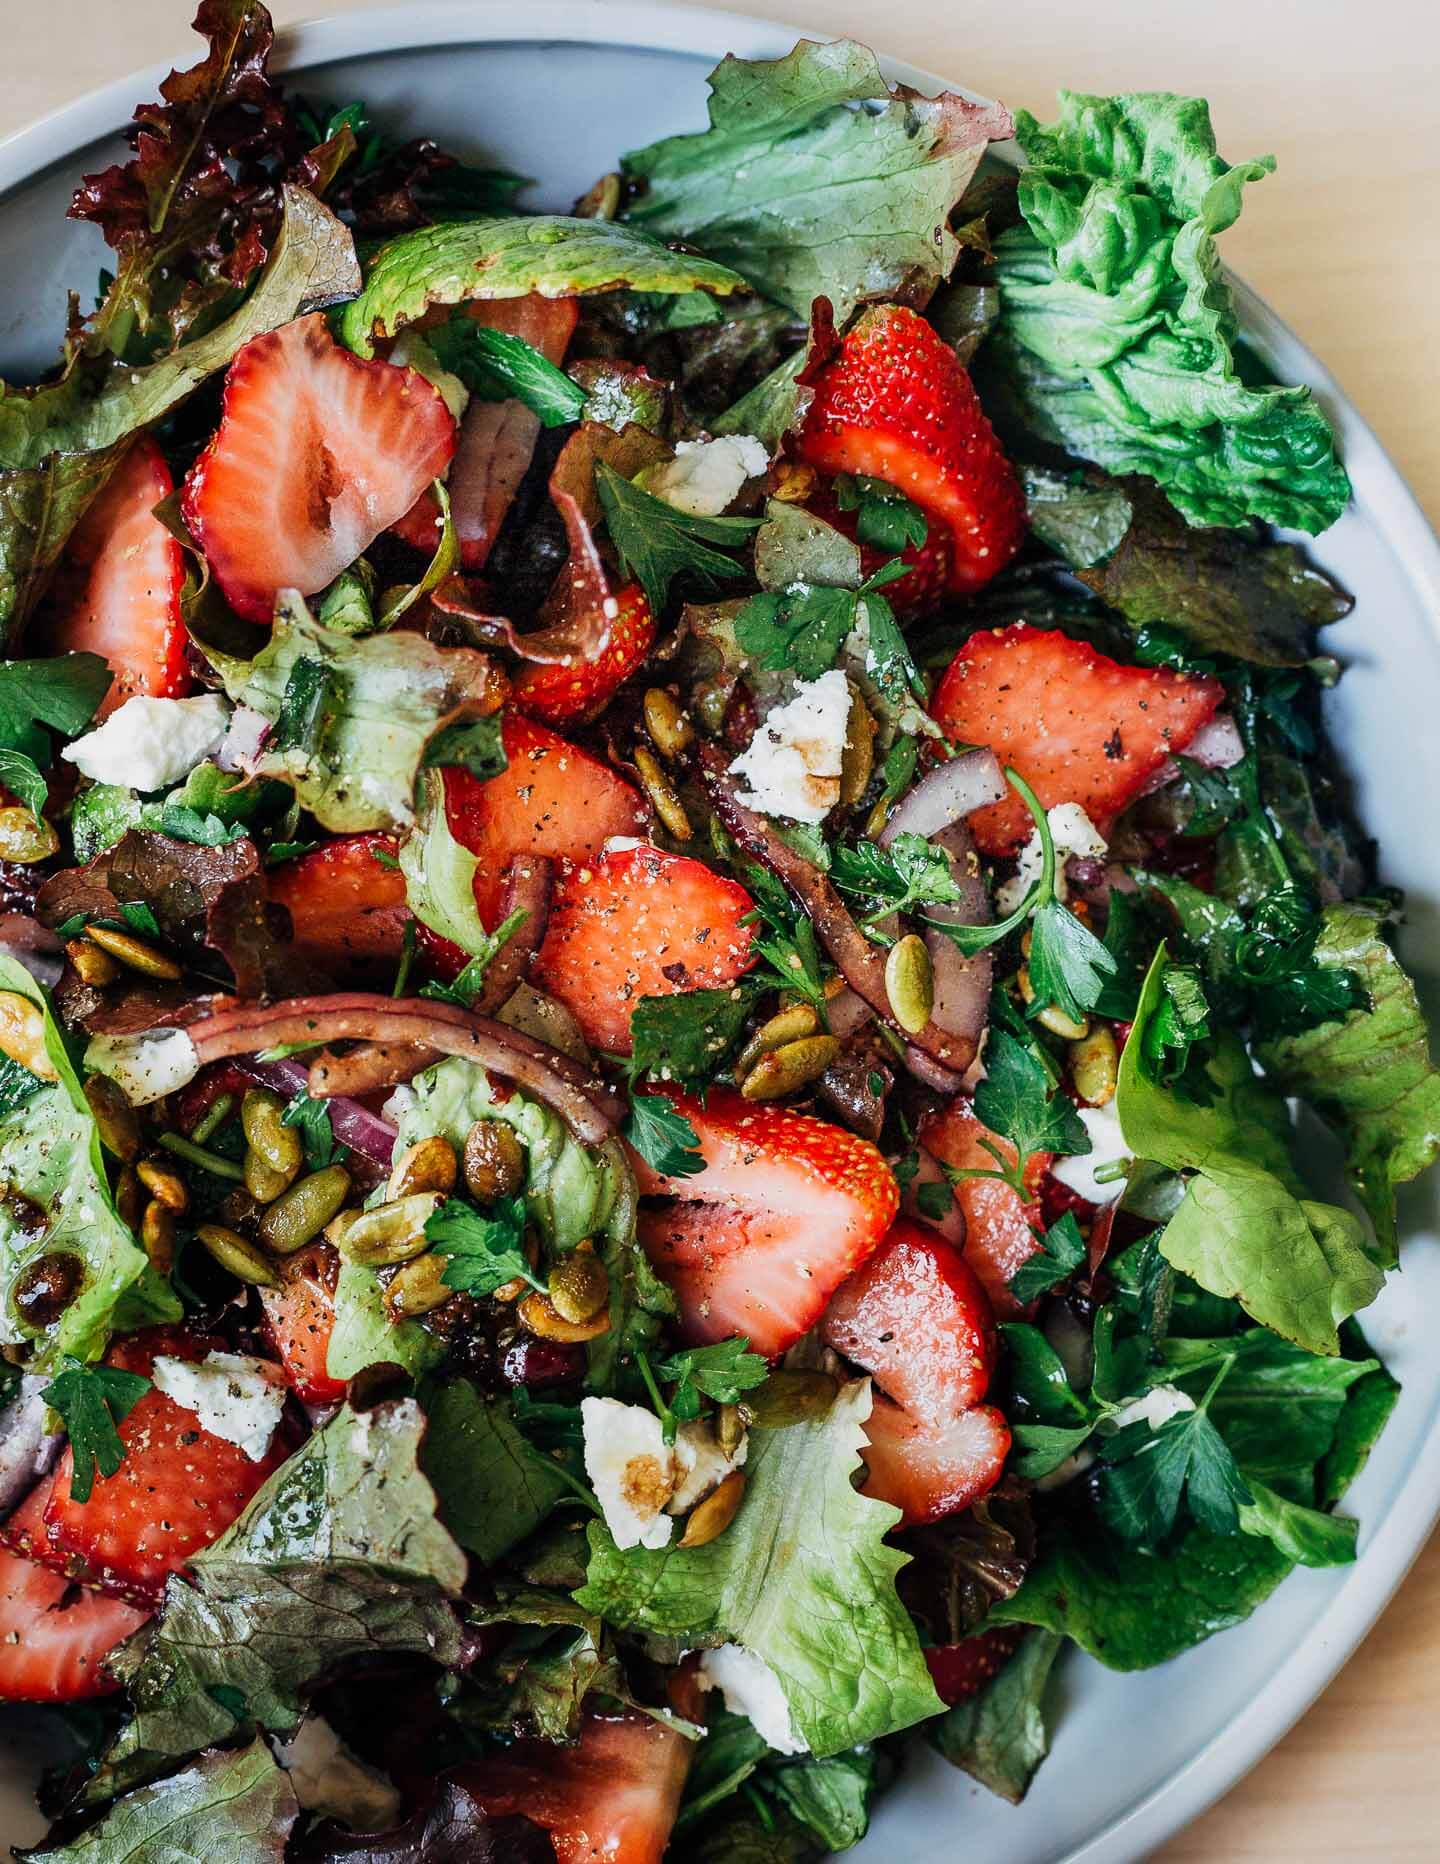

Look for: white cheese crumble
[150,1350,286,1463]
[728,668,850,825]
[699,1645,808,1755]
[995,802,1108,915]
[273,1716,402,1832]
[62,694,231,793]
[388,329,471,424]
[668,1418,748,1515]
[581,1396,677,1550]
[642,434,769,517]
[214,704,271,773]
[1108,1384,1198,1433]
[84,1028,200,1106]
[1050,1101,1133,1206]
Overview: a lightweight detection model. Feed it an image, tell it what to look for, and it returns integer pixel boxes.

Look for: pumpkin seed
[244,1148,293,1204]
[839,685,876,807]
[746,1369,838,1428]
[1070,1024,1119,1107]
[642,687,694,760]
[338,1192,440,1267]
[0,807,59,864]
[768,462,816,504]
[885,934,934,1035]
[740,1034,839,1101]
[1017,965,1090,1041]
[136,1156,189,1213]
[517,1290,611,1343]
[633,744,692,841]
[83,1075,140,1162]
[388,1135,458,1201]
[678,1468,746,1548]
[115,1164,144,1230]
[463,1120,525,1203]
[547,1242,609,1324]
[83,923,181,981]
[259,1164,352,1254]
[0,992,56,1081]
[733,1003,819,1082]
[66,938,120,986]
[241,1088,304,1180]
[141,1199,175,1275]
[715,1402,746,1457]
[195,1223,278,1288]
[385,1252,451,1318]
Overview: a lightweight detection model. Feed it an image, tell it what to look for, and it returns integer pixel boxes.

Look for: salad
[0,6,1435,1858]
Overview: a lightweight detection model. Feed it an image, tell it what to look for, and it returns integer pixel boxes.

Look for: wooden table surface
[4,2,1439,1856]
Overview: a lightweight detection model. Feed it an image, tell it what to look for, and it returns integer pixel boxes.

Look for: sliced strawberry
[632,1088,899,1356]
[534,844,755,1053]
[268,832,409,973]
[932,622,1225,852]
[823,1217,998,1423]
[512,584,657,726]
[0,1547,149,1702]
[181,312,456,622]
[797,304,1025,593]
[444,714,647,929]
[0,1477,69,1578]
[920,1100,1048,1320]
[394,294,580,567]
[259,1242,347,1405]
[460,1710,691,1864]
[44,1327,288,1605]
[860,1393,1009,1527]
[43,435,187,716]
[924,1626,1024,1707]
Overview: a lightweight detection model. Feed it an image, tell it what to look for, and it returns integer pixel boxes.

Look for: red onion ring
[236,1054,400,1169]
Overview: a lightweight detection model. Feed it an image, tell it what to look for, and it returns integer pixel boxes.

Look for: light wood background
[4,2,1439,1855]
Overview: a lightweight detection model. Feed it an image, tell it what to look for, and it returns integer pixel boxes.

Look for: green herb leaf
[836,473,928,553]
[929,1628,1062,1804]
[973,1027,1089,1186]
[41,1358,151,1504]
[629,984,758,1092]
[831,831,968,925]
[1007,1210,1087,1303]
[1097,1372,1252,1544]
[0,653,112,762]
[623,1093,706,1179]
[280,1091,346,1170]
[428,316,587,426]
[733,583,857,680]
[269,654,338,756]
[426,1194,542,1297]
[0,746,47,820]
[653,1337,768,1421]
[1027,897,1118,1023]
[421,1381,575,1565]
[740,861,829,1012]
[424,712,508,780]
[595,461,758,617]
[1141,961,1213,1087]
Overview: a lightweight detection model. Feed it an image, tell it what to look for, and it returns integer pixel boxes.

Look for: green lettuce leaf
[929,1628,1062,1803]
[93,1400,463,1801]
[338,215,747,356]
[1256,903,1440,1261]
[576,1379,942,1756]
[1237,1477,1357,1568]
[621,40,1010,321]
[219,592,504,831]
[37,1739,298,1862]
[1116,948,1383,1354]
[325,1257,443,1383]
[0,955,177,1367]
[420,1380,572,1565]
[989,92,1349,533]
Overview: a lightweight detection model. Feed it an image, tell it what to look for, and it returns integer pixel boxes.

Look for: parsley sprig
[835,473,928,553]
[281,1091,347,1169]
[427,316,587,427]
[1007,1209,1088,1303]
[739,862,829,1015]
[42,1359,151,1504]
[426,1195,545,1298]
[830,831,970,936]
[595,462,759,616]
[627,983,758,1092]
[1096,1358,1252,1544]
[639,1337,767,1442]
[622,1093,707,1178]
[947,1024,1090,1200]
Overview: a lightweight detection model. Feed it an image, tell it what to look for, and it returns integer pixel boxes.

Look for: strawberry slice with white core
[45,434,187,716]
[920,1099,1049,1319]
[859,1393,1010,1527]
[181,312,456,622]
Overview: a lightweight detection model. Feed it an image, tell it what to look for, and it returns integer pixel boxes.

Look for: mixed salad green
[0,6,1435,1860]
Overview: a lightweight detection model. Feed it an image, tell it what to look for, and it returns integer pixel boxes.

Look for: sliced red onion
[237,1054,399,1168]
[0,1377,63,1519]
[878,749,1006,842]
[477,856,552,1014]
[1138,710,1244,798]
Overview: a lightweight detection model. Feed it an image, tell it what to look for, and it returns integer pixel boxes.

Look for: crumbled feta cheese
[273,1716,401,1832]
[1050,1101,1132,1206]
[642,434,769,517]
[581,1396,677,1550]
[995,803,1108,914]
[388,329,471,424]
[1108,1384,1197,1433]
[215,704,270,773]
[668,1418,748,1515]
[699,1645,808,1755]
[602,836,651,856]
[728,669,850,824]
[62,695,231,793]
[150,1351,286,1462]
[1035,1447,1096,1492]
[84,1028,199,1106]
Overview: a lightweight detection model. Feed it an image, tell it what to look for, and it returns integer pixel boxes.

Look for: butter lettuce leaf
[325,1258,443,1383]
[1116,948,1383,1354]
[989,92,1349,533]
[1256,903,1440,1261]
[420,1380,572,1566]
[622,39,1010,320]
[576,1378,943,1756]
[0,955,177,1367]
[338,214,747,356]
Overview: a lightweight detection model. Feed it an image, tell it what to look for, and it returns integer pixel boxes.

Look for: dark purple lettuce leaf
[896,1476,1036,1643]
[294,1781,555,1864]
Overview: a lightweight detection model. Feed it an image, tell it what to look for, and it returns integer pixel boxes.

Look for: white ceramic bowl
[2,7,1438,1859]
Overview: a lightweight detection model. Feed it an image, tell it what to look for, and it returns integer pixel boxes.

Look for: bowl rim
[2,6,1439,1860]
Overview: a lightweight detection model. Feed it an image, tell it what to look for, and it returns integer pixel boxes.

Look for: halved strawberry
[534,843,755,1053]
[0,1477,70,1578]
[459,1710,691,1864]
[512,584,657,726]
[43,434,187,716]
[920,1100,1048,1320]
[632,1088,899,1356]
[259,1242,347,1406]
[797,304,1025,593]
[43,1327,288,1605]
[860,1393,1010,1527]
[268,832,409,973]
[923,1626,1024,1707]
[823,1217,998,1423]
[443,714,647,929]
[0,1547,149,1702]
[932,623,1225,852]
[393,294,580,566]
[181,312,456,622]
